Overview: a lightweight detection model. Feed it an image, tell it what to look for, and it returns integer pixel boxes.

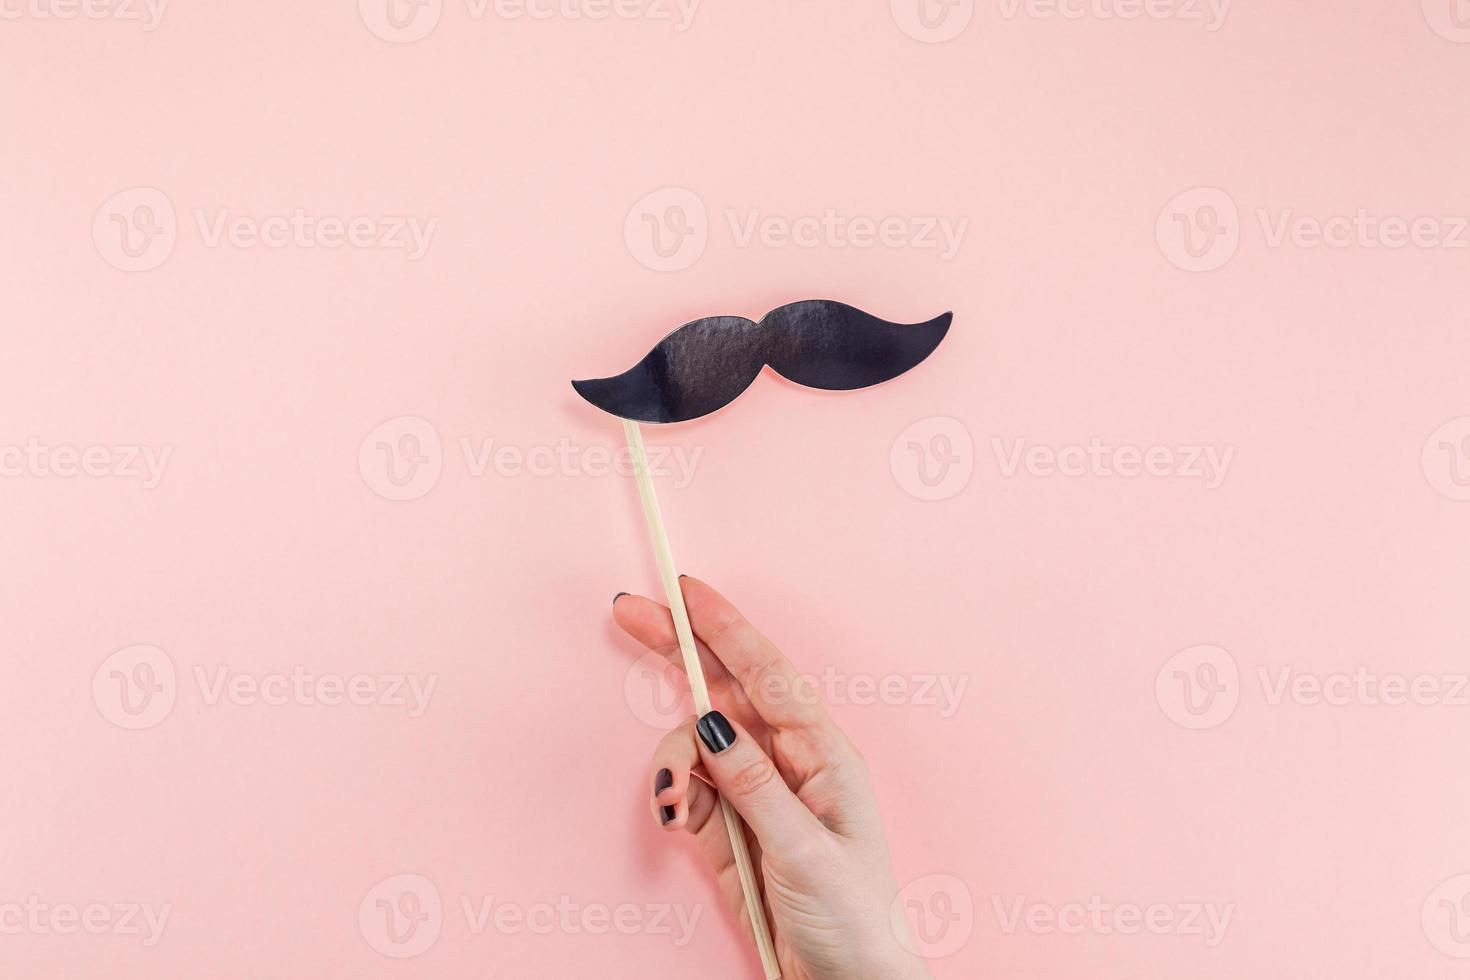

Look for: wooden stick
[622,419,782,980]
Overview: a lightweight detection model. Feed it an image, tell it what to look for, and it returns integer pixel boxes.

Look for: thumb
[695,710,824,846]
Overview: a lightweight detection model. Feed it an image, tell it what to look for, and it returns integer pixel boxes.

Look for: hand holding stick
[621,419,782,980]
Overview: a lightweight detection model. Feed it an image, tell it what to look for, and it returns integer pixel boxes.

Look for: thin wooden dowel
[622,419,782,980]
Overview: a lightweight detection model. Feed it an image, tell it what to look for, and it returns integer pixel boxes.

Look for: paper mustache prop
[572,298,951,980]
[572,299,952,424]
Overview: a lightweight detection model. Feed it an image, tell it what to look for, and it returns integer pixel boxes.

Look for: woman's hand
[614,576,933,980]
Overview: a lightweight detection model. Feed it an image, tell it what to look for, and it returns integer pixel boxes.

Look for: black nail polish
[696,711,736,754]
[654,769,676,825]
[612,592,629,606]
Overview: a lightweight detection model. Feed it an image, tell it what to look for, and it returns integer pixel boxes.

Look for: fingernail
[654,769,677,824]
[696,711,736,754]
[678,574,688,580]
[612,592,629,606]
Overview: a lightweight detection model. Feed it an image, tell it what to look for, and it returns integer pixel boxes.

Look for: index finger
[679,576,834,735]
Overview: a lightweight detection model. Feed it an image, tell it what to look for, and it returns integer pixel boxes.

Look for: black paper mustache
[571,300,952,424]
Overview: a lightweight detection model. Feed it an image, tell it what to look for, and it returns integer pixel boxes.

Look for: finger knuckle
[739,658,784,704]
[658,720,694,750]
[728,755,779,797]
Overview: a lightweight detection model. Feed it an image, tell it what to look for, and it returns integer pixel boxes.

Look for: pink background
[4,1,1470,977]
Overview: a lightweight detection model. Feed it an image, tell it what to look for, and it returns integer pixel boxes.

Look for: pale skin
[614,576,934,980]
